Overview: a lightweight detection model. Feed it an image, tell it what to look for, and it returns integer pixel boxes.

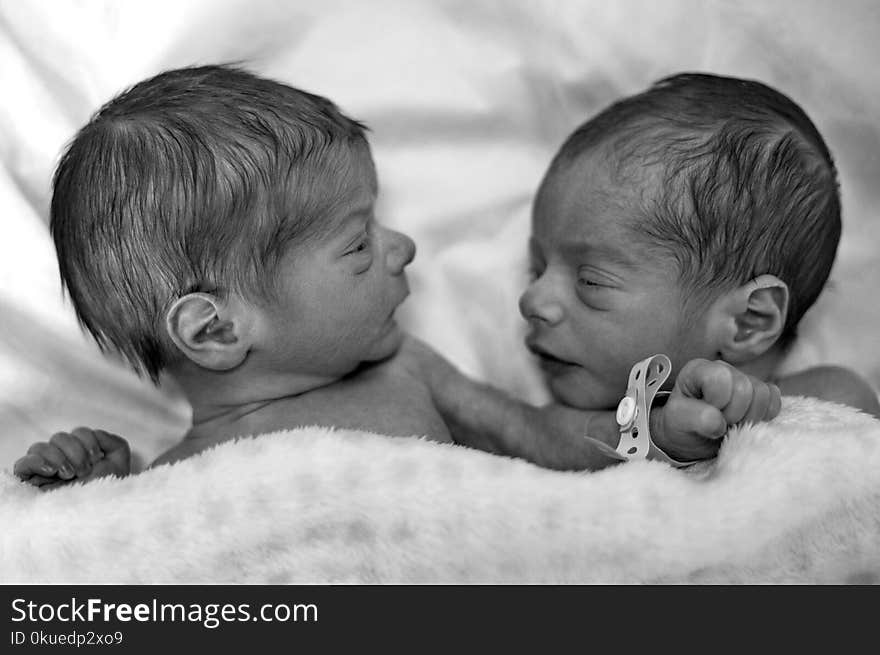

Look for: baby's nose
[519,278,564,325]
[385,229,416,274]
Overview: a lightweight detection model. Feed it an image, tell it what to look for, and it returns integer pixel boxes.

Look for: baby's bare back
[155,346,452,466]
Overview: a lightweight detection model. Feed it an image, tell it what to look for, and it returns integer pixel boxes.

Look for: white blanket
[2,396,879,584]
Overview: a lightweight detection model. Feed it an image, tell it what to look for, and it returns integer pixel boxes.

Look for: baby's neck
[170,362,343,431]
[730,343,788,382]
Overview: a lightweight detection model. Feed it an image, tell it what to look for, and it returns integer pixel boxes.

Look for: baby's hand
[13,427,131,490]
[653,359,782,462]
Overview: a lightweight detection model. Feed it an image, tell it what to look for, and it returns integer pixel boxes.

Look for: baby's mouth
[396,278,411,306]
[392,290,409,316]
[385,285,410,324]
[525,341,580,369]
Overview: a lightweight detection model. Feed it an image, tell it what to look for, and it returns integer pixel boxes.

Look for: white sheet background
[1,0,878,467]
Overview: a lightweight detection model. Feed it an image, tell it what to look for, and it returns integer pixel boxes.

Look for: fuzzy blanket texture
[1,396,879,584]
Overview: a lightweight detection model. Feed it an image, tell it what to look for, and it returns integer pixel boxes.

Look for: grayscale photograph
[1,0,878,600]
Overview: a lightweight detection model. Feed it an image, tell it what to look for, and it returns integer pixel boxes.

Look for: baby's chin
[365,320,405,362]
[546,371,621,411]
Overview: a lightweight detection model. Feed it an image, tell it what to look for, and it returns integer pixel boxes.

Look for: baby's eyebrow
[561,240,637,269]
[317,201,372,245]
[347,198,374,217]
[333,194,374,226]
[334,214,369,243]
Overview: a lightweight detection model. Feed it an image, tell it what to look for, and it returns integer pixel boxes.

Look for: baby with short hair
[14,67,795,487]
[423,72,880,466]
[19,64,448,484]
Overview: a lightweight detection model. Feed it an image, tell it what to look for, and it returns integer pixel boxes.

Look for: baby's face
[253,152,415,381]
[520,153,713,410]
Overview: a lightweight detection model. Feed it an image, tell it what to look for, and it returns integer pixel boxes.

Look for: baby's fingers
[63,430,132,480]
[739,382,782,426]
[49,432,93,477]
[91,429,130,457]
[720,371,757,425]
[13,454,57,480]
[741,382,769,425]
[26,442,76,480]
[768,384,782,420]
[672,396,728,441]
[677,361,766,426]
[676,359,734,408]
[659,396,727,461]
[23,474,64,488]
[68,427,105,464]
[40,479,75,491]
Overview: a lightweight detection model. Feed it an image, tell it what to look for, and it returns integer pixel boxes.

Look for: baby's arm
[13,428,131,490]
[432,374,629,470]
[776,366,880,418]
[406,338,779,471]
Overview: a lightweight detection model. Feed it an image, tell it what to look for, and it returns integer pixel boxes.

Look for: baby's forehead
[298,189,375,250]
[537,148,663,224]
[258,150,376,264]
[532,163,673,268]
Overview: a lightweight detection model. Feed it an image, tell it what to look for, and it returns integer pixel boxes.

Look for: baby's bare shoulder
[777,365,880,418]
[286,353,453,442]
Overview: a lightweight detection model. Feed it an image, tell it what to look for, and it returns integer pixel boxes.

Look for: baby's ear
[712,274,789,364]
[165,293,252,371]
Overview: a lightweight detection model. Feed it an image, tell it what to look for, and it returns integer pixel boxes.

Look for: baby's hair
[51,64,369,381]
[546,72,840,341]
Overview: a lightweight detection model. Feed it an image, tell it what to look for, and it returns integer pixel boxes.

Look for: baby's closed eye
[576,266,617,288]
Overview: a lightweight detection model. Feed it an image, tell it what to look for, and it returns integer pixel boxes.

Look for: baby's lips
[390,285,410,313]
